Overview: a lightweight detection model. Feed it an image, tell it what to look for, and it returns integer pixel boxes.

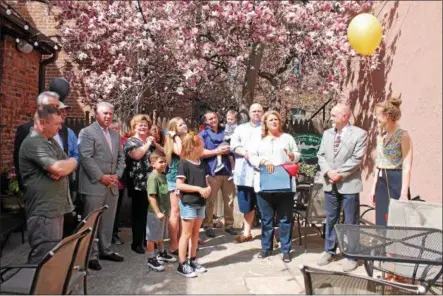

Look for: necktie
[104,129,113,153]
[334,130,341,153]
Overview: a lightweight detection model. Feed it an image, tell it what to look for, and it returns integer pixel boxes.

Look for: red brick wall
[0,35,41,172]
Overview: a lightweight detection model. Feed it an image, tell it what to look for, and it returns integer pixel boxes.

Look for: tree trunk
[239,43,265,123]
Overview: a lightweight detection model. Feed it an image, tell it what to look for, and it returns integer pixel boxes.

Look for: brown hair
[150,124,165,146]
[180,134,203,160]
[376,97,402,121]
[164,117,185,164]
[149,150,166,163]
[226,110,238,117]
[261,110,283,138]
[130,114,152,133]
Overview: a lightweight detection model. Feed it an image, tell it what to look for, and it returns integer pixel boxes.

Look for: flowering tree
[50,0,376,119]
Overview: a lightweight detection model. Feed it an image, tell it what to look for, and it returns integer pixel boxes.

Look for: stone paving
[1,226,370,294]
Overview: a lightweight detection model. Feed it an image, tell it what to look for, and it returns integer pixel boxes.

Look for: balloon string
[365,56,378,102]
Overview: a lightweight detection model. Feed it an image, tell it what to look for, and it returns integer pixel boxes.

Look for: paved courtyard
[2,225,370,294]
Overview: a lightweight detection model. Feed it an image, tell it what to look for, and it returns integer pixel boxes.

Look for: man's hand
[100,175,116,187]
[327,170,342,183]
[218,145,231,155]
[48,173,61,181]
[156,212,165,220]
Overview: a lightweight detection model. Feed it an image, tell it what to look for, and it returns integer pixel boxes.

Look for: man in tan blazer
[316,104,368,272]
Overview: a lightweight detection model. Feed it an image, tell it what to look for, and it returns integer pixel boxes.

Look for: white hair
[36,91,60,106]
[96,101,114,113]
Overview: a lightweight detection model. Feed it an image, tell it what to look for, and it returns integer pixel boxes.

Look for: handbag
[259,165,293,192]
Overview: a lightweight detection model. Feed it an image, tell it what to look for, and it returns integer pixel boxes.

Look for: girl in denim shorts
[176,135,211,278]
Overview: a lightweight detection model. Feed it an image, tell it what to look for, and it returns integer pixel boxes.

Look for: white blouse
[250,133,301,192]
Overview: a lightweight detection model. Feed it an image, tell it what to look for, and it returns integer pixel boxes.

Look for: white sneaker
[147,257,165,272]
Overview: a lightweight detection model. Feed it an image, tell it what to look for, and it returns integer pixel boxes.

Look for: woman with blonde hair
[124,114,156,254]
[250,110,301,263]
[370,97,413,226]
[164,117,188,254]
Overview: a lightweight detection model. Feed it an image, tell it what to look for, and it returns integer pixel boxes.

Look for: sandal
[234,234,253,243]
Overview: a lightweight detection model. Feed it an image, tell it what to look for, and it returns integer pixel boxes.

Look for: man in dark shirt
[19,105,78,263]
[199,111,237,238]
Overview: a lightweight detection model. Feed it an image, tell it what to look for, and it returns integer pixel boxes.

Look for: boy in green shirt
[146,150,176,271]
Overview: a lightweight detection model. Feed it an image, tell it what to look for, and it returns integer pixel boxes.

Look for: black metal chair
[293,183,326,252]
[0,228,91,295]
[299,265,426,295]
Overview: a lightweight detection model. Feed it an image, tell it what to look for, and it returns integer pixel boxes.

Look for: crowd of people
[13,90,413,277]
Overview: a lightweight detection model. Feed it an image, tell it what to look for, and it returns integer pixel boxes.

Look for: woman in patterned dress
[124,114,156,254]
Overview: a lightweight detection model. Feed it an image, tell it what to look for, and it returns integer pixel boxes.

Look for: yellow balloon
[347,13,383,56]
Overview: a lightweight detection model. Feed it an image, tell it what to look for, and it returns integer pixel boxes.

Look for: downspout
[38,51,59,93]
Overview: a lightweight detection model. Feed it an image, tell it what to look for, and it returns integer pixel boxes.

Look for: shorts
[167,180,177,192]
[145,211,169,242]
[237,186,257,213]
[179,200,206,220]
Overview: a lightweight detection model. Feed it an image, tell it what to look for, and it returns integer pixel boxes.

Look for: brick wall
[0,35,41,172]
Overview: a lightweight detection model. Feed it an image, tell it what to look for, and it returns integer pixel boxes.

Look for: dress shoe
[88,259,102,271]
[100,252,124,262]
[258,250,271,259]
[131,245,145,254]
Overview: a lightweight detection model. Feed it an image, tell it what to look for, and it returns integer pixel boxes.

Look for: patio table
[335,224,443,289]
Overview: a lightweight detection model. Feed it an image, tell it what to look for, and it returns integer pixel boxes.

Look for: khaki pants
[204,175,235,228]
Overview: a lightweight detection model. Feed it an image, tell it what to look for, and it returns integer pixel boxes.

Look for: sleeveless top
[376,129,405,169]
[166,153,180,183]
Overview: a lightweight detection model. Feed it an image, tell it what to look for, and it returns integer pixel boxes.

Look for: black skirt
[374,169,407,226]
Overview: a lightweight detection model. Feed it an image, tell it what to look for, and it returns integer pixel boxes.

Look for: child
[214,110,238,180]
[146,150,177,272]
[176,134,211,278]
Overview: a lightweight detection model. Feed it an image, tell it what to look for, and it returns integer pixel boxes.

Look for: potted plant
[297,163,319,184]
[0,167,22,212]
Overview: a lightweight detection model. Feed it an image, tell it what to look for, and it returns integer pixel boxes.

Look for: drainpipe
[38,52,59,93]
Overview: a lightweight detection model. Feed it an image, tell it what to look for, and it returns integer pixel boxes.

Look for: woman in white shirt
[250,110,301,263]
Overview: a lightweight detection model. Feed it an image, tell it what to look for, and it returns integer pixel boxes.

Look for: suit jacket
[14,120,69,191]
[317,125,368,194]
[78,122,125,196]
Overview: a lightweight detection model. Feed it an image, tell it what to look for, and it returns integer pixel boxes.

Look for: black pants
[131,189,148,248]
[113,189,124,235]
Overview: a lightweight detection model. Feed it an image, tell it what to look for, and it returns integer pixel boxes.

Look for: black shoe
[157,251,177,263]
[131,245,145,254]
[283,253,292,263]
[112,234,124,245]
[176,261,197,278]
[258,250,271,259]
[88,259,102,271]
[100,252,124,262]
[147,257,165,272]
[225,227,238,235]
[205,227,216,238]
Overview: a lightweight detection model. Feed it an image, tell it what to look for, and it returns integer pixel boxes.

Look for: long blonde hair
[164,117,184,164]
[261,110,283,138]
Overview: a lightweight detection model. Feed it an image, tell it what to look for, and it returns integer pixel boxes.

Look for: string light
[54,45,58,50]
[16,38,20,43]
[34,41,38,47]
[24,23,29,30]
[6,7,11,15]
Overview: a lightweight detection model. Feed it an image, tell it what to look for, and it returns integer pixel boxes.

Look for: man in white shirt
[231,103,264,243]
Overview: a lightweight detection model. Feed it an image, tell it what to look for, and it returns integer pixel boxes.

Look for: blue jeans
[324,191,360,254]
[256,192,294,254]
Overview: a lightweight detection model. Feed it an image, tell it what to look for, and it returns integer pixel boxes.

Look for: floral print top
[376,129,405,169]
[124,137,155,191]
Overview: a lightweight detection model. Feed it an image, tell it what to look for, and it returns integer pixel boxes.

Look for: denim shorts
[179,200,205,220]
[237,186,257,214]
[167,181,177,192]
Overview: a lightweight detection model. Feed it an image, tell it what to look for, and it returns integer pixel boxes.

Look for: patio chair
[66,205,108,295]
[299,265,426,295]
[364,199,443,288]
[0,227,91,295]
[293,183,326,252]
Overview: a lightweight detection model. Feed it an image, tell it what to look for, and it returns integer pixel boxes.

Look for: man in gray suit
[316,104,368,272]
[78,102,126,270]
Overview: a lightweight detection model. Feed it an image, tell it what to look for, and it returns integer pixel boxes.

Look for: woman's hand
[283,148,294,162]
[264,161,274,174]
